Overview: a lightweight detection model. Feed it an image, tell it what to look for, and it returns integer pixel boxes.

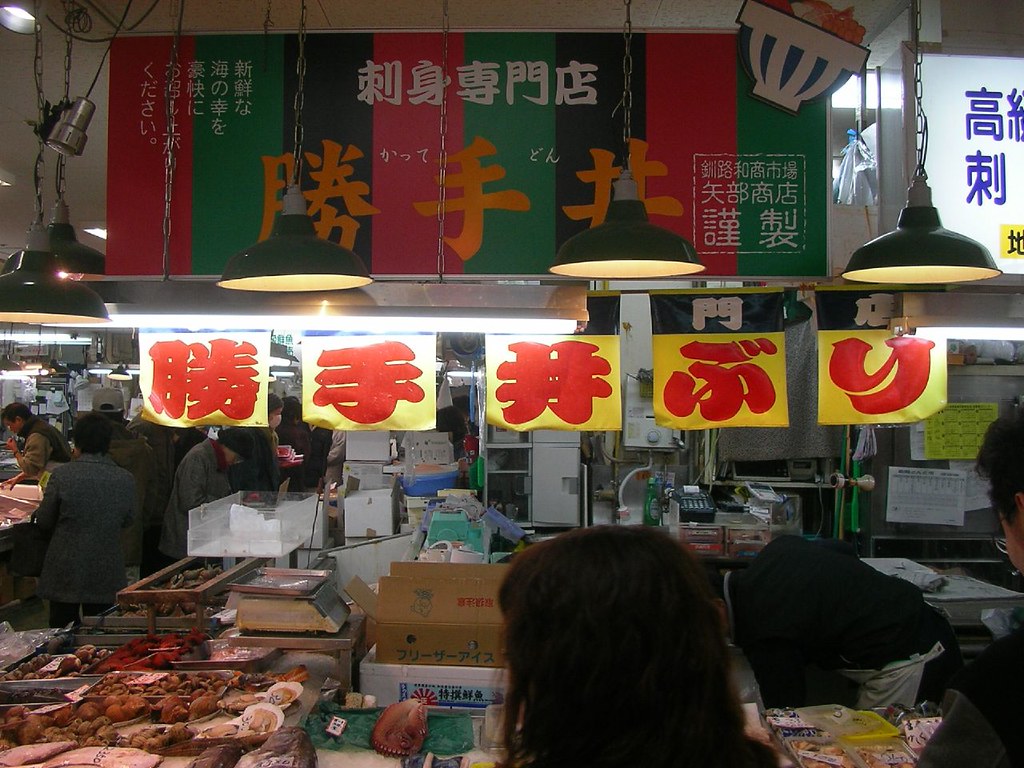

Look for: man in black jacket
[716,535,961,709]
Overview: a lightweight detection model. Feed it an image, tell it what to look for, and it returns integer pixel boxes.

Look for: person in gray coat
[159,428,254,561]
[34,413,135,628]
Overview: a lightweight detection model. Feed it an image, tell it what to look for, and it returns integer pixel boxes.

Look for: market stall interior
[0,0,1021,765]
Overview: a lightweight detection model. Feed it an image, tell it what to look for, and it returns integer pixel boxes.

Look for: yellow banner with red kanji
[652,332,789,429]
[139,330,271,427]
[818,330,947,424]
[301,333,437,431]
[649,290,789,430]
[485,335,621,431]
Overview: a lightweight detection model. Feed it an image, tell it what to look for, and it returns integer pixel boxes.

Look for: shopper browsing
[497,525,777,768]
[34,413,135,627]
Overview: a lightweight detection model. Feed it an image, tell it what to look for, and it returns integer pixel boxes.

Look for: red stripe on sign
[370,33,465,275]
[107,37,195,276]
[646,34,737,276]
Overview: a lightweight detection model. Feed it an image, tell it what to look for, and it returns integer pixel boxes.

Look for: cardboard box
[347,431,392,462]
[360,645,506,708]
[350,561,507,667]
[344,488,396,538]
[342,461,390,491]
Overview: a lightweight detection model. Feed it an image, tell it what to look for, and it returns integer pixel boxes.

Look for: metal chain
[912,0,928,178]
[291,0,307,186]
[621,0,633,170]
[55,0,74,202]
[436,0,450,279]
[262,0,274,70]
[32,0,45,225]
[161,0,184,279]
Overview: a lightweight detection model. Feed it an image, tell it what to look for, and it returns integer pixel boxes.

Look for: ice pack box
[187,491,319,558]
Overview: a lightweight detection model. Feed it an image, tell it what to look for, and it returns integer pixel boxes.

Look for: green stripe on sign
[735,62,829,278]
[461,33,556,276]
[192,35,285,277]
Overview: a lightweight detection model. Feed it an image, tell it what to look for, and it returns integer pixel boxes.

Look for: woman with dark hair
[275,396,312,491]
[918,413,1024,768]
[34,413,135,627]
[497,525,777,768]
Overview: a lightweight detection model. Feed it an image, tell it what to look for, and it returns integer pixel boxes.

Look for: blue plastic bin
[401,470,459,497]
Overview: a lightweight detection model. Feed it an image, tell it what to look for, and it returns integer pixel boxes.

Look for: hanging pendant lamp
[46,200,105,279]
[219,0,371,292]
[842,176,1000,283]
[0,225,110,324]
[551,171,703,278]
[842,0,1000,285]
[0,0,38,34]
[550,0,702,280]
[219,185,372,291]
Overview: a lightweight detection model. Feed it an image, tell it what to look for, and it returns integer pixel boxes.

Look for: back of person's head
[1,402,32,425]
[436,405,468,443]
[498,525,773,768]
[73,413,113,455]
[977,413,1024,521]
[91,388,126,422]
[280,396,303,424]
[216,428,255,461]
[267,392,283,416]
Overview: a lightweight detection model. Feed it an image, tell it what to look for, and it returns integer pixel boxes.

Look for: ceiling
[0,0,910,261]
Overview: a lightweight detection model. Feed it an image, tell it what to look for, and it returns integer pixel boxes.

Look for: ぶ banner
[650,289,788,429]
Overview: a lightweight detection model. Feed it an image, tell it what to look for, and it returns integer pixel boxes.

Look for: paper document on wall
[909,422,926,461]
[948,460,991,511]
[923,403,998,459]
[886,467,966,526]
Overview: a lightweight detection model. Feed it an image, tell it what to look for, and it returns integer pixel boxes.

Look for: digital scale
[230,568,350,634]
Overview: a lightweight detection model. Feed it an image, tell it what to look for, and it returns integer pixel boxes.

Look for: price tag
[325,716,348,737]
[131,672,168,686]
[67,684,91,702]
[797,751,845,766]
[36,655,67,674]
[29,702,71,714]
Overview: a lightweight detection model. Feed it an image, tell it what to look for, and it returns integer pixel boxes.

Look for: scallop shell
[235,702,285,734]
[262,682,303,709]
[196,722,240,739]
[219,690,262,713]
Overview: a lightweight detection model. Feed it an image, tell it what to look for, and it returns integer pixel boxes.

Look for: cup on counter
[450,546,484,564]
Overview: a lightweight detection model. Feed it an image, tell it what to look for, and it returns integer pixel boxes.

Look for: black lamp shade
[47,221,105,279]
[843,204,1002,284]
[0,243,110,324]
[219,188,372,292]
[551,195,704,279]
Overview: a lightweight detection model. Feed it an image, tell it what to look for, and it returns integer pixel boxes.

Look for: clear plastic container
[187,491,319,558]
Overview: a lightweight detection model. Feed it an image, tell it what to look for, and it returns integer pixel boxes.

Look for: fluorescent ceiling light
[270,369,296,378]
[913,327,1024,342]
[446,370,476,380]
[101,312,579,335]
[3,331,91,345]
[83,227,107,240]
[85,281,588,335]
[88,365,113,375]
[0,167,14,187]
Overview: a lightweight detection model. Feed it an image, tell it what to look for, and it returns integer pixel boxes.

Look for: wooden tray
[171,640,280,672]
[117,557,265,606]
